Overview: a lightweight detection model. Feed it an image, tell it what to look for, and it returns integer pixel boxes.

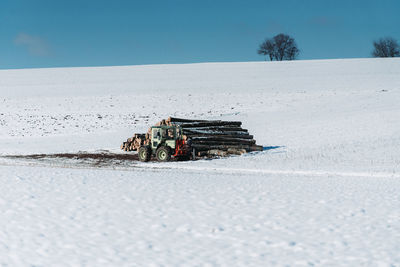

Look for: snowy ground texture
[1,58,400,266]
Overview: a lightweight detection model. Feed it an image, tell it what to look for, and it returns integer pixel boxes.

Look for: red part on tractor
[173,139,191,157]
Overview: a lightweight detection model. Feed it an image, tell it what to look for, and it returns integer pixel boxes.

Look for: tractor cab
[151,126,178,151]
[139,125,190,162]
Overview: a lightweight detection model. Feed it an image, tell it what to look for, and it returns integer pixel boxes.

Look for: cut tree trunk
[173,121,242,128]
[181,126,247,132]
[249,145,263,151]
[191,144,252,151]
[191,140,256,146]
[190,137,255,143]
[167,117,210,123]
[185,133,254,139]
[183,129,249,136]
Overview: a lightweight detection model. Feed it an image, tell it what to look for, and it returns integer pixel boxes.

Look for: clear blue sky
[1,0,399,69]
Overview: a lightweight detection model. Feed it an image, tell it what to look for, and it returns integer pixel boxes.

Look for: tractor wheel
[156,146,171,162]
[138,146,151,162]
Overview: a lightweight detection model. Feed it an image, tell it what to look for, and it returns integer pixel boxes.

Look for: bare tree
[258,33,299,61]
[372,37,400,57]
[257,39,275,61]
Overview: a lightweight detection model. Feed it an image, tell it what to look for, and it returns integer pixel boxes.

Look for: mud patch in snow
[1,151,141,168]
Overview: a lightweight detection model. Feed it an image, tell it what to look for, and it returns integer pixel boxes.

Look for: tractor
[138,125,191,162]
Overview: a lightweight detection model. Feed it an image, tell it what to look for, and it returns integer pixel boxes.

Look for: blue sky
[1,0,399,69]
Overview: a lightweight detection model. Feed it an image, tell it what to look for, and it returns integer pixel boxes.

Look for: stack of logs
[121,117,263,157]
[120,133,147,152]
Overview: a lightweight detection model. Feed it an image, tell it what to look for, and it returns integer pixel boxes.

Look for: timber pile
[120,133,147,152]
[166,117,262,157]
[121,117,263,157]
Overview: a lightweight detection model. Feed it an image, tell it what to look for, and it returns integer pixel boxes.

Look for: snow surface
[0,58,400,266]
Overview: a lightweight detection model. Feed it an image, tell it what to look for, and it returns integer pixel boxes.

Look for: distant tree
[258,33,299,61]
[257,39,275,61]
[372,37,400,57]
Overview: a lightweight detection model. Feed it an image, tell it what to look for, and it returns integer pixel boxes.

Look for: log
[185,133,254,139]
[155,119,167,126]
[249,145,263,152]
[190,137,256,143]
[227,148,247,155]
[183,129,249,136]
[191,140,255,146]
[191,144,252,151]
[173,121,242,128]
[207,149,228,157]
[196,150,228,157]
[197,150,208,157]
[167,117,211,123]
[168,117,242,125]
[181,126,247,132]
[134,133,145,138]
[197,149,247,157]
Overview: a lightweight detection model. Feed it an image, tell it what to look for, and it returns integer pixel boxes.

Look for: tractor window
[153,129,161,140]
[167,129,174,138]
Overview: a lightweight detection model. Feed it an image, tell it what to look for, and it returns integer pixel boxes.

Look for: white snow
[0,58,400,266]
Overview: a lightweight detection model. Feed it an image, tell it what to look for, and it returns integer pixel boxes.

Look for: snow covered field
[1,58,400,265]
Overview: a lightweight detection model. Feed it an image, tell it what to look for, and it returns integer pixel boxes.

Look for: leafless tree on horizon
[372,37,400,58]
[258,33,299,61]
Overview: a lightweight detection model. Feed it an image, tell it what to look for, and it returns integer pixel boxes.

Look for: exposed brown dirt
[6,152,140,161]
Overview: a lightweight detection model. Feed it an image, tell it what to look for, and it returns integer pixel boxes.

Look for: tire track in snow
[1,157,398,178]
[147,164,400,178]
